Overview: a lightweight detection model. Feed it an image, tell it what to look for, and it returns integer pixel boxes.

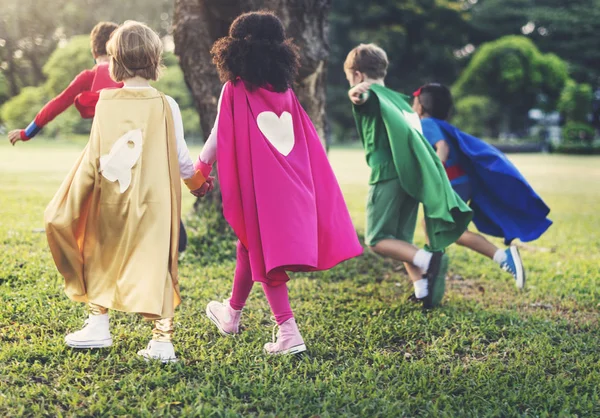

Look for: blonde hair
[107,21,163,82]
[344,43,389,79]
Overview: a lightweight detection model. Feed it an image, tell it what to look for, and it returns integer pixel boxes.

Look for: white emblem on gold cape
[99,129,143,193]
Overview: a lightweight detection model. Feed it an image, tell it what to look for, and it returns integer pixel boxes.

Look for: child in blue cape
[413,83,553,289]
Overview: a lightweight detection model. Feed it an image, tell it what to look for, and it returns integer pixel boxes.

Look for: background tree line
[1,0,598,144]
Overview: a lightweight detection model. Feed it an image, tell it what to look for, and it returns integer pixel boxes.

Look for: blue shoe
[501,246,525,289]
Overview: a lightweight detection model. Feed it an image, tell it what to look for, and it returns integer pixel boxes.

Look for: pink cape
[217,81,363,285]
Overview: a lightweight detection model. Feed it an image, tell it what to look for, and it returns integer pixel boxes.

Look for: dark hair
[210,11,300,92]
[90,21,119,57]
[416,83,454,120]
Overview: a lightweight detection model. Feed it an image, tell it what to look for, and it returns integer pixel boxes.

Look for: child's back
[44,21,208,363]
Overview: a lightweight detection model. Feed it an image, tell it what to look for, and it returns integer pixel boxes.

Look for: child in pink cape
[194,11,363,355]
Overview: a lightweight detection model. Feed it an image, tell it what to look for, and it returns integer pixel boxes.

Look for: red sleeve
[33,70,95,128]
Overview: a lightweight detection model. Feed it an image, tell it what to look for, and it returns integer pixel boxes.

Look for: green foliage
[0,0,173,98]
[558,80,593,124]
[1,143,600,416]
[470,0,600,85]
[328,0,471,141]
[453,35,569,134]
[0,86,48,129]
[0,35,94,136]
[0,72,9,105]
[552,142,600,155]
[562,121,596,144]
[43,35,94,95]
[1,38,197,139]
[451,95,500,138]
[152,65,201,139]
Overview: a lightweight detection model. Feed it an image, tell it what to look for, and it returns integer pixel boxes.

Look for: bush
[0,86,48,130]
[562,121,596,144]
[152,65,202,139]
[43,35,94,96]
[551,142,600,155]
[558,80,593,124]
[451,95,500,138]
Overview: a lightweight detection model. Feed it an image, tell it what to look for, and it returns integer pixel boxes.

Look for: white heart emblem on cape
[257,111,295,156]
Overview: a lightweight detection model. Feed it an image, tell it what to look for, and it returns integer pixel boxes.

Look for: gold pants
[88,303,174,342]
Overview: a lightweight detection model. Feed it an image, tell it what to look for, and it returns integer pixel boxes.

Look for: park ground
[1,139,599,417]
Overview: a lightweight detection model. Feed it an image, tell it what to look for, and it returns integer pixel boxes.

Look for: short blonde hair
[344,43,389,79]
[107,21,163,82]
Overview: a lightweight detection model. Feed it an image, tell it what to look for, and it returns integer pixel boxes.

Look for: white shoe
[65,314,112,348]
[137,340,178,363]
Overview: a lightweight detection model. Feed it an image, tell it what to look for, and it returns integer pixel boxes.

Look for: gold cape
[45,88,182,319]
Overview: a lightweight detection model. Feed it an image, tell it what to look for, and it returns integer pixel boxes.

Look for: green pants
[365,178,419,247]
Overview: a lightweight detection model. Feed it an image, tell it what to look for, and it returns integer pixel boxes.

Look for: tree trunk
[173,0,332,143]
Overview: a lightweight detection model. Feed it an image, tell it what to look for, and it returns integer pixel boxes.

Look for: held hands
[348,81,372,105]
[8,130,24,145]
[190,176,215,198]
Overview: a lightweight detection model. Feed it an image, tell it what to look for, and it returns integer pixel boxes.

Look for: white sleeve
[199,84,226,165]
[165,95,196,179]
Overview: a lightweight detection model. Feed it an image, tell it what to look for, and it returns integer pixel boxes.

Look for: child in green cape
[345,44,472,308]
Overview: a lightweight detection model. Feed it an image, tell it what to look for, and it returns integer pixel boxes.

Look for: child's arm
[165,95,207,192]
[194,84,227,178]
[348,81,372,105]
[433,140,451,164]
[8,70,95,145]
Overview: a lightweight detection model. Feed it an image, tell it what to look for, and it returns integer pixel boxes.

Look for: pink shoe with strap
[206,299,242,335]
[264,317,306,355]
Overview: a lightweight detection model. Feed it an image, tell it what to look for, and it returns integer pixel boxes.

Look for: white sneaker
[65,314,112,348]
[137,340,178,363]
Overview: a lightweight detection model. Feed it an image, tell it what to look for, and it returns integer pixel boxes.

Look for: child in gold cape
[44,21,210,362]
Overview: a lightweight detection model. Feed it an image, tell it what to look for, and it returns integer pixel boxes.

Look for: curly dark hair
[416,83,454,120]
[211,11,300,92]
[90,21,119,57]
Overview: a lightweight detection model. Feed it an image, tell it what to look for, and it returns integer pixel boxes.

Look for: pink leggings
[229,241,294,325]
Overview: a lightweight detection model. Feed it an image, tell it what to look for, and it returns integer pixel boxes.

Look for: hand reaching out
[8,130,23,145]
[191,176,215,198]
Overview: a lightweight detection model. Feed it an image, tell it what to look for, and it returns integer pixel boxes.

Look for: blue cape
[432,119,552,244]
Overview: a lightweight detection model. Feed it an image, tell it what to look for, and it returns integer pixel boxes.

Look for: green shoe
[423,252,449,309]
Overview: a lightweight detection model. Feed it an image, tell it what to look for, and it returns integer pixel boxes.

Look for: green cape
[370,84,472,251]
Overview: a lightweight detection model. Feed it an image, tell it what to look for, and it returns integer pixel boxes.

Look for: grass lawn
[1,139,599,417]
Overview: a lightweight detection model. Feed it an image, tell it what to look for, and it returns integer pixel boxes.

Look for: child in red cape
[8,22,123,144]
[195,11,363,355]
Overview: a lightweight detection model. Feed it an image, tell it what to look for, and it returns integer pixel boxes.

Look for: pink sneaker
[264,318,306,355]
[206,299,242,335]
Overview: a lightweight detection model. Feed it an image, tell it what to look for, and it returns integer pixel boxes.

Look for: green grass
[1,139,599,417]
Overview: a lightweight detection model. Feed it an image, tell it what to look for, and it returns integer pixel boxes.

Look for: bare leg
[370,239,423,283]
[456,231,498,259]
[404,262,424,283]
[423,218,498,260]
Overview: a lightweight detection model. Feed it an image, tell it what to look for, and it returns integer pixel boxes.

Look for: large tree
[452,35,569,135]
[470,0,600,85]
[326,0,472,141]
[172,0,332,143]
